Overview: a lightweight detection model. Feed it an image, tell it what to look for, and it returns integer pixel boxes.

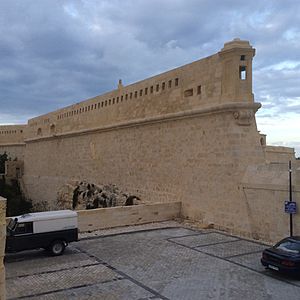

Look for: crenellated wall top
[0,125,27,145]
[4,39,258,141]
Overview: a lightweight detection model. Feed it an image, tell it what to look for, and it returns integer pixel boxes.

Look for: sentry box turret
[6,210,78,256]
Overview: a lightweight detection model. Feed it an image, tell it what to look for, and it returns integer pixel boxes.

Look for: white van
[6,210,78,256]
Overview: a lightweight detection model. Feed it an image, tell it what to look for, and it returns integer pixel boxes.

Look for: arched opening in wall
[50,124,56,134]
[37,128,42,136]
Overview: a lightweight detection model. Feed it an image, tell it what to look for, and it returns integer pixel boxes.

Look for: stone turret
[219,38,255,103]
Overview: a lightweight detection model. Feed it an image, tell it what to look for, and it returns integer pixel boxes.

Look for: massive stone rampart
[1,39,299,243]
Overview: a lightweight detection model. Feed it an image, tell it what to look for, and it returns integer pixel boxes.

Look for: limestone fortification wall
[0,125,26,161]
[0,197,6,300]
[1,39,299,243]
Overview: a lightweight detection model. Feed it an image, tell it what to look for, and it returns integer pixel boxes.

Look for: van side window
[14,222,33,235]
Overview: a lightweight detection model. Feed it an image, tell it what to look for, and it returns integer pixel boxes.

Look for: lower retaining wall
[77,202,181,232]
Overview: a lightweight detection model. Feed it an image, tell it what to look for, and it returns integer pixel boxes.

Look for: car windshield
[275,240,300,254]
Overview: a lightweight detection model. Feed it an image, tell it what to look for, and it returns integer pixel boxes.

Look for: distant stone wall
[0,125,26,162]
[0,196,6,300]
[265,145,295,163]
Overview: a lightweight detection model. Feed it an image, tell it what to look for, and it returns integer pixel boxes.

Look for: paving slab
[26,279,157,300]
[5,225,300,300]
[7,264,120,299]
[169,232,238,248]
[196,239,267,258]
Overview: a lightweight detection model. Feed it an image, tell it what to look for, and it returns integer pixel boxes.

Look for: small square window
[240,55,245,61]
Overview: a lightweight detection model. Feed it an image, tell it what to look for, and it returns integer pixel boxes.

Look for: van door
[7,222,38,252]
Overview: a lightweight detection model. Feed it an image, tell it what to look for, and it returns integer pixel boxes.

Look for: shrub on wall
[0,178,32,217]
[0,152,8,174]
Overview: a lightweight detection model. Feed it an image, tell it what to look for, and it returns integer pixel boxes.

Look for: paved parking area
[5,224,300,299]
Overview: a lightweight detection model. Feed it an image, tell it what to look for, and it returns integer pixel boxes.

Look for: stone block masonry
[0,197,6,300]
[0,39,299,243]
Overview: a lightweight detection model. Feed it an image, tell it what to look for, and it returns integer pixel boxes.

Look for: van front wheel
[50,240,66,256]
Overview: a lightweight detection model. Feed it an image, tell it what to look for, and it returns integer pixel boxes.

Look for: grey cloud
[0,0,300,127]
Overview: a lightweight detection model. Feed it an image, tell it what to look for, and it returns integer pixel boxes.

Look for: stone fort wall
[0,125,26,162]
[0,39,299,242]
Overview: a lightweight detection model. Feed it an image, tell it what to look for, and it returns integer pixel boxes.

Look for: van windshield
[7,219,17,231]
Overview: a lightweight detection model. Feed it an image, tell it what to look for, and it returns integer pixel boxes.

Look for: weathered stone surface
[1,39,299,243]
[0,196,6,300]
[57,180,144,210]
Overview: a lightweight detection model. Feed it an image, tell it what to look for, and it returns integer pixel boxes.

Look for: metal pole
[289,160,293,237]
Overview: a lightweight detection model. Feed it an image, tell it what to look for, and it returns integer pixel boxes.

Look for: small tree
[0,152,8,174]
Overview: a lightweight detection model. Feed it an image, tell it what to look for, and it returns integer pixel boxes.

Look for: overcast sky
[0,0,299,156]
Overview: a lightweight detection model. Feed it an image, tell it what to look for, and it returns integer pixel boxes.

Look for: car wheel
[50,240,65,256]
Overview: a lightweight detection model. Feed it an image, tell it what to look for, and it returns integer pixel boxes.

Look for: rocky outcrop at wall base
[57,181,144,210]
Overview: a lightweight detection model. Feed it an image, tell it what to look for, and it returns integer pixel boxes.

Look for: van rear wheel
[50,240,65,256]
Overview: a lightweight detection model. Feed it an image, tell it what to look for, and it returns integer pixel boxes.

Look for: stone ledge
[0,143,25,147]
[77,202,182,232]
[25,102,261,143]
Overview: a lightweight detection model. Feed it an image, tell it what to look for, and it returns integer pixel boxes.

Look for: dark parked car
[261,236,300,275]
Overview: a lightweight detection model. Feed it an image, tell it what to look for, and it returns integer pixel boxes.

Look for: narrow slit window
[162,82,165,90]
[156,84,159,92]
[175,78,179,86]
[140,89,143,96]
[121,95,123,101]
[134,91,137,98]
[125,94,128,100]
[112,98,115,104]
[239,66,247,80]
[168,80,172,88]
[197,85,201,95]
[150,86,153,93]
[117,97,119,103]
[145,87,148,95]
[130,92,133,99]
